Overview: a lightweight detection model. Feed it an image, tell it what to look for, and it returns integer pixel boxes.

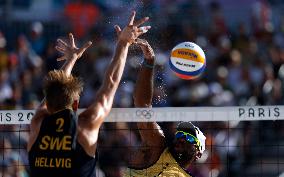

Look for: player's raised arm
[78,11,151,156]
[35,33,92,111]
[133,39,155,107]
[36,33,91,110]
[130,39,165,167]
[28,33,91,151]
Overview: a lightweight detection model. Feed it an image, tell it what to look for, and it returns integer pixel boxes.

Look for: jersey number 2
[56,118,64,132]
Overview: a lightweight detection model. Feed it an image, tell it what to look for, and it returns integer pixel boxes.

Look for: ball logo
[169,42,206,80]
[185,43,194,48]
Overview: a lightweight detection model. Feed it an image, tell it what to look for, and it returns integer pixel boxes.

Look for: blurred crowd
[0,0,284,177]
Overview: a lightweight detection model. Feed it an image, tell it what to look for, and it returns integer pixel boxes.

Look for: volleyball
[169,42,206,80]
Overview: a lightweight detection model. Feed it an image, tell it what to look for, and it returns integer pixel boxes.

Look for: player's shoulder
[31,108,49,126]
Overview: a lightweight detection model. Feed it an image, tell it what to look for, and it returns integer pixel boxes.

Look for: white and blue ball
[169,42,206,80]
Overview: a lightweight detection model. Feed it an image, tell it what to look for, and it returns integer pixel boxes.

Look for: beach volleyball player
[123,39,206,177]
[27,11,151,177]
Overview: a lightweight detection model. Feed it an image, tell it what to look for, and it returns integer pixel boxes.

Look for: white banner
[0,106,283,124]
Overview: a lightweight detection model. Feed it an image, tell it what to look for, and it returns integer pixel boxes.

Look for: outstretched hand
[114,11,151,45]
[135,38,155,61]
[55,33,92,61]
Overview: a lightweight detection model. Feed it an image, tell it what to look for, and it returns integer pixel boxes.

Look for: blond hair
[43,70,83,111]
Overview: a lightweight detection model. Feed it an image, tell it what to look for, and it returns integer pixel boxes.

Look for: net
[0,107,283,177]
[1,106,283,124]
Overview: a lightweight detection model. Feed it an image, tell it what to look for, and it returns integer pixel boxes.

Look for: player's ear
[72,100,79,112]
[194,151,202,161]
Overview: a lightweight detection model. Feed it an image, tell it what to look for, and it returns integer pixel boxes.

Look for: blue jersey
[29,109,97,177]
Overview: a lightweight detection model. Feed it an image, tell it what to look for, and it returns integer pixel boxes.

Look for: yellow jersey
[123,148,193,177]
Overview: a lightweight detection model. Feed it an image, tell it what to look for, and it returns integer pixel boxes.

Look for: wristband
[142,60,154,69]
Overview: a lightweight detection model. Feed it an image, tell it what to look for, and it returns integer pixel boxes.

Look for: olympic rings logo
[136,109,154,119]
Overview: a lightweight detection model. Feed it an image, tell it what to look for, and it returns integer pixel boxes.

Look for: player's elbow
[88,104,111,128]
[98,96,113,115]
[102,76,119,95]
[108,73,120,87]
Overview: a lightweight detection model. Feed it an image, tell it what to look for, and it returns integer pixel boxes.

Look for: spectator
[29,22,46,56]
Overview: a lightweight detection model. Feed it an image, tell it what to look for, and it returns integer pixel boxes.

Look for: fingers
[57,39,68,47]
[134,17,149,27]
[132,27,151,42]
[78,41,92,55]
[135,38,150,50]
[55,38,67,61]
[135,38,148,46]
[55,33,91,61]
[135,38,155,59]
[55,46,65,54]
[56,56,66,61]
[114,25,122,36]
[137,26,151,33]
[128,11,136,26]
[136,30,149,37]
[136,26,151,39]
[69,33,75,47]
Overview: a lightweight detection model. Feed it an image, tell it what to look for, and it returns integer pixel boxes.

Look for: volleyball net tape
[0,106,283,124]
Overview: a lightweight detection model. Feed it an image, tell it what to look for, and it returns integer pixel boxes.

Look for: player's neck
[169,146,192,169]
[48,106,73,114]
[177,158,191,169]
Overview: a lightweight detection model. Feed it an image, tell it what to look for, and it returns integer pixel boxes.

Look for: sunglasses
[175,131,201,148]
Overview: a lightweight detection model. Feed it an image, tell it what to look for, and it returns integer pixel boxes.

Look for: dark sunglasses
[175,131,200,147]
